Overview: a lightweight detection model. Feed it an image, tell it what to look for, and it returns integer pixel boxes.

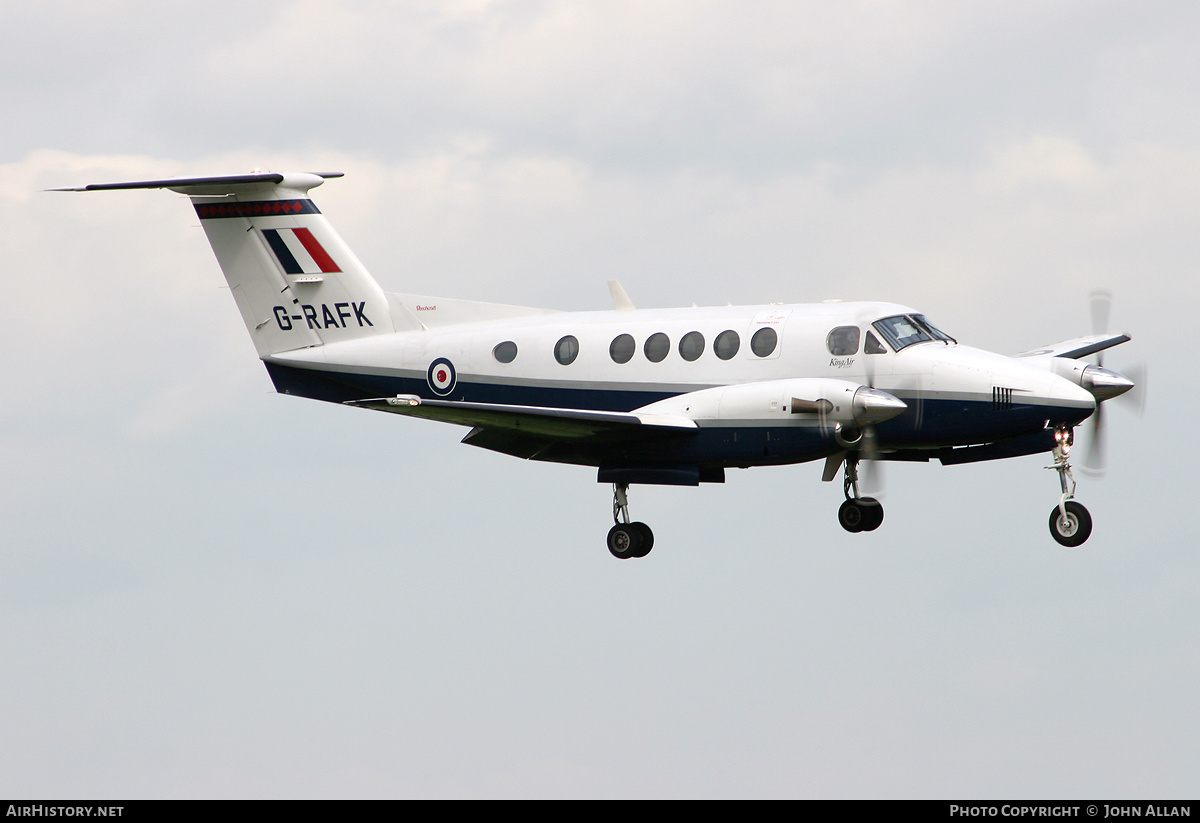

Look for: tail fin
[55,172,393,356]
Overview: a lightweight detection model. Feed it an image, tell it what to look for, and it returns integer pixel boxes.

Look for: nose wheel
[1049,500,1092,547]
[1046,426,1093,547]
[837,456,884,533]
[608,483,654,559]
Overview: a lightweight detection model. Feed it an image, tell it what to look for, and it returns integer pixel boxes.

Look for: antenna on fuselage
[608,280,636,311]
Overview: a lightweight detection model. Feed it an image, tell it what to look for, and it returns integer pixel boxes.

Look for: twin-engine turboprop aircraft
[55,171,1136,558]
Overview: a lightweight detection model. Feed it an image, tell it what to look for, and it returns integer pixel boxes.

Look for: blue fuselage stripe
[264,362,1089,468]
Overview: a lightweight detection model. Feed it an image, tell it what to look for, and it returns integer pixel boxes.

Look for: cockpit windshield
[872,314,956,351]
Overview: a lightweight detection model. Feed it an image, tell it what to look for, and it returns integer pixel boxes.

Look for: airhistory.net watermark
[6,807,123,817]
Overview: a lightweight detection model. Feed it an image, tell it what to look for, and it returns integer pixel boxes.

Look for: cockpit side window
[826,326,860,356]
[864,330,888,354]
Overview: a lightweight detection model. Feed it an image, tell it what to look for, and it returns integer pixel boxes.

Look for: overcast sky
[1,1,1196,799]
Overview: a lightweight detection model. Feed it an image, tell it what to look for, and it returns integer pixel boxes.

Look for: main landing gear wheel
[607,522,654,559]
[607,523,641,559]
[837,456,885,534]
[630,522,653,556]
[838,498,884,533]
[607,483,654,558]
[858,497,883,531]
[1049,500,1092,547]
[838,499,865,533]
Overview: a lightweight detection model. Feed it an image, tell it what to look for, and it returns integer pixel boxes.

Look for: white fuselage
[265,298,1096,461]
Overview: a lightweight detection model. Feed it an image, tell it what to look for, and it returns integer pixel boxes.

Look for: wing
[1013,333,1131,360]
[346,394,697,459]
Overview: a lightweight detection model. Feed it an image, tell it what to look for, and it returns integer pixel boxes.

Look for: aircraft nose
[1082,365,1135,402]
[852,387,907,426]
[1041,371,1097,425]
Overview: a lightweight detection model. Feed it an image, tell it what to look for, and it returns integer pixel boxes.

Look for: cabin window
[750,327,778,357]
[865,330,888,354]
[554,335,579,365]
[609,334,635,364]
[644,332,670,363]
[826,326,860,356]
[714,330,740,360]
[493,340,518,363]
[679,331,705,362]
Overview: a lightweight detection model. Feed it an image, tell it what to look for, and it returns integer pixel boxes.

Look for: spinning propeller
[799,323,904,498]
[1080,289,1145,476]
[857,347,887,495]
[853,315,902,496]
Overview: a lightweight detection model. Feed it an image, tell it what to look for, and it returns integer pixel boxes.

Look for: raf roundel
[426,357,457,396]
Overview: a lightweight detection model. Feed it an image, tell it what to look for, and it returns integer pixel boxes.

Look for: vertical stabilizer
[56,172,394,357]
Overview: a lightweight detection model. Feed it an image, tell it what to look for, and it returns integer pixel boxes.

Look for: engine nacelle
[1046,358,1135,402]
[834,424,863,449]
[633,378,906,428]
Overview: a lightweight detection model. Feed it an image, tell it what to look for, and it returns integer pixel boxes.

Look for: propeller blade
[860,454,885,498]
[1080,401,1106,477]
[1089,288,1112,336]
[861,425,879,460]
[1090,289,1113,367]
[1079,289,1141,477]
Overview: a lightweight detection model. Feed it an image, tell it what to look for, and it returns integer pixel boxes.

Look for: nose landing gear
[837,455,884,533]
[1047,426,1093,547]
[607,483,654,559]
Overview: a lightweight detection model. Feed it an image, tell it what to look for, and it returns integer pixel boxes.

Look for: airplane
[53,170,1138,558]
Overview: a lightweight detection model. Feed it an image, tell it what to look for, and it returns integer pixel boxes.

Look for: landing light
[1054,427,1073,455]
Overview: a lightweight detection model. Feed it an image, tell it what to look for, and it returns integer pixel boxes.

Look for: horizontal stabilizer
[49,172,343,193]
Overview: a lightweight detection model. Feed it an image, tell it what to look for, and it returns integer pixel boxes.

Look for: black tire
[838,500,865,533]
[1049,501,1093,547]
[858,497,884,531]
[607,523,644,559]
[629,522,654,557]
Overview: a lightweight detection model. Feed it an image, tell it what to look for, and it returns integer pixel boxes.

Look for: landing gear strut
[607,483,654,559]
[1047,426,1092,547]
[837,455,883,533]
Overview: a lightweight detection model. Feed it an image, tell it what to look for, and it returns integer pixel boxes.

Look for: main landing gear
[837,455,883,533]
[1047,426,1093,547]
[607,483,654,559]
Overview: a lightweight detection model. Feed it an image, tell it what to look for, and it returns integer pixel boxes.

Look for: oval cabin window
[679,331,705,362]
[644,332,670,363]
[609,334,635,364]
[714,330,740,360]
[750,327,778,357]
[555,335,579,365]
[493,340,518,363]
